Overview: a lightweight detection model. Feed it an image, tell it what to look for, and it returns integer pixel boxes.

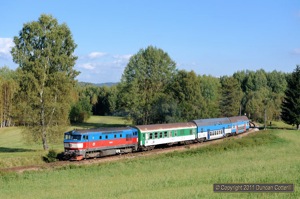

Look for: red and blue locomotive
[64,127,138,160]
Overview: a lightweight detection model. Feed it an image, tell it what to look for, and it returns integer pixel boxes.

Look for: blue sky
[0,0,299,83]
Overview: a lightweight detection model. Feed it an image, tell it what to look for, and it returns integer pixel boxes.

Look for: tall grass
[0,130,299,199]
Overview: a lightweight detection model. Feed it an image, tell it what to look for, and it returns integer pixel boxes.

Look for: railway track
[1,128,259,173]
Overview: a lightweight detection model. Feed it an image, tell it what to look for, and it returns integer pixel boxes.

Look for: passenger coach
[192,117,233,141]
[229,116,250,135]
[135,122,197,150]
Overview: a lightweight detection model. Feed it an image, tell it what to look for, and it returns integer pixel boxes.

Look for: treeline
[72,68,288,125]
[0,66,288,127]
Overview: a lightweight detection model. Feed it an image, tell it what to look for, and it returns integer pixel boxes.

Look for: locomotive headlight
[69,143,83,149]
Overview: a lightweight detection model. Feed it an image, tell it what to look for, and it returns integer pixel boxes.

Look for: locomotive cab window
[83,135,88,140]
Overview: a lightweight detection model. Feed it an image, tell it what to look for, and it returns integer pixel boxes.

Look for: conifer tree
[281,65,300,129]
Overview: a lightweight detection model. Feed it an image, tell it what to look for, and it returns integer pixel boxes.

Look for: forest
[2,14,299,150]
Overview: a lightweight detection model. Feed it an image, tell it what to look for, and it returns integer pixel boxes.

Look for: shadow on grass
[0,147,36,153]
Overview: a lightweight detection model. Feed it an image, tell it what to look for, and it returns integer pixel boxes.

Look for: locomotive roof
[228,116,249,123]
[135,122,196,132]
[192,117,231,126]
[69,127,134,134]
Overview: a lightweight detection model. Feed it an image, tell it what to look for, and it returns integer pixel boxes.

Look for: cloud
[80,63,96,70]
[0,38,14,59]
[291,48,300,55]
[112,54,132,65]
[75,52,132,83]
[87,52,107,59]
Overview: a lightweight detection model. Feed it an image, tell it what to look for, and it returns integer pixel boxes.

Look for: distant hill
[78,82,118,87]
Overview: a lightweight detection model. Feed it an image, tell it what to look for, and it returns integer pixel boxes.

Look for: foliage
[169,70,204,121]
[11,14,79,150]
[281,65,300,129]
[0,67,18,127]
[42,149,59,163]
[198,75,221,118]
[69,96,92,123]
[220,76,243,116]
[118,46,177,124]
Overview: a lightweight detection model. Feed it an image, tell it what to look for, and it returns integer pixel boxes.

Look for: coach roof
[135,122,196,132]
[192,117,231,126]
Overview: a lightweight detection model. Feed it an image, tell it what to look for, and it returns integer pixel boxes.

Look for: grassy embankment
[0,116,131,168]
[0,118,299,198]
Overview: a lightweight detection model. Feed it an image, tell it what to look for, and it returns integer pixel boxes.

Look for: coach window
[154,132,158,139]
[149,133,153,139]
[114,134,117,138]
[120,134,122,138]
[164,131,167,137]
[99,136,102,139]
[159,132,163,138]
[105,135,108,139]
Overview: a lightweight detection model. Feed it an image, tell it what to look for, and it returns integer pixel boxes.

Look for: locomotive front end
[64,131,86,160]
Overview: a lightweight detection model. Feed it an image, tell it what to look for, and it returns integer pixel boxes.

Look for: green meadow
[0,116,299,198]
[0,116,131,168]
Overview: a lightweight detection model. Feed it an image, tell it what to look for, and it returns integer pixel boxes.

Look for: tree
[0,66,18,127]
[118,46,176,124]
[11,14,79,150]
[220,76,243,117]
[169,70,203,121]
[281,65,300,129]
[198,75,221,118]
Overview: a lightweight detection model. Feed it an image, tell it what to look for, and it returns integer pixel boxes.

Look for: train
[63,116,250,160]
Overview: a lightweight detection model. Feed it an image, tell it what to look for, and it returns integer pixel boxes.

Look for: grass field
[0,126,299,198]
[0,116,132,168]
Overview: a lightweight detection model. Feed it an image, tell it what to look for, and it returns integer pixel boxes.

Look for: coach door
[207,129,210,140]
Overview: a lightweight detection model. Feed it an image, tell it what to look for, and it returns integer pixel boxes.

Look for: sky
[0,0,299,83]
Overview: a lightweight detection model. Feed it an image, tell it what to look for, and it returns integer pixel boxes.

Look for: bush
[43,149,59,163]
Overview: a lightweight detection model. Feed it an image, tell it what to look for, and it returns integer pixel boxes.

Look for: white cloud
[0,38,14,59]
[75,52,134,83]
[80,63,96,70]
[88,52,107,59]
[291,48,300,55]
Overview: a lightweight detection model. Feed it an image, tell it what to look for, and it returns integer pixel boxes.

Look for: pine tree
[220,76,243,117]
[281,65,300,129]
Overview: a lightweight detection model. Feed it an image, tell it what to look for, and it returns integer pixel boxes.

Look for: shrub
[43,149,59,163]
